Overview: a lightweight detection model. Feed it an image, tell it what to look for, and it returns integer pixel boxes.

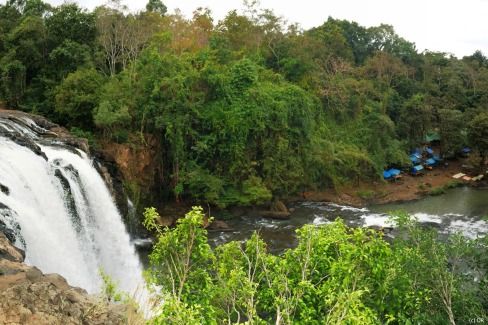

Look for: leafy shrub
[143,208,488,324]
[357,189,376,200]
[69,127,99,150]
[428,186,445,196]
[111,129,129,143]
[444,180,464,189]
[98,267,129,303]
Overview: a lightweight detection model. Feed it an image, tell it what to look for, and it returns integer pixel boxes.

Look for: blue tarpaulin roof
[410,152,421,158]
[463,148,470,153]
[387,168,401,176]
[426,148,434,155]
[410,155,421,164]
[425,158,436,166]
[383,170,392,179]
[412,165,424,172]
[433,155,441,161]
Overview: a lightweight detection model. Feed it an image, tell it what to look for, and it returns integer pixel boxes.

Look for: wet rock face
[0,232,129,325]
[0,183,9,195]
[0,232,24,263]
[0,219,16,244]
[0,109,90,155]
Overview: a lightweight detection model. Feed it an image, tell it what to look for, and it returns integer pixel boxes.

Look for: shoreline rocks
[0,232,131,325]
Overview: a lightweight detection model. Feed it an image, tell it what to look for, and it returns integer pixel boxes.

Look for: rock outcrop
[245,201,292,219]
[0,109,90,155]
[98,134,159,197]
[0,232,132,325]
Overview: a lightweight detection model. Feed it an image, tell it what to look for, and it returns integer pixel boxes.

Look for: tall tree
[215,10,261,55]
[94,5,126,76]
[437,108,465,158]
[46,3,96,50]
[145,0,167,16]
[397,94,432,148]
[307,19,354,63]
[360,51,410,93]
[0,14,47,106]
[44,3,96,83]
[54,67,105,129]
[368,24,418,63]
[467,113,488,168]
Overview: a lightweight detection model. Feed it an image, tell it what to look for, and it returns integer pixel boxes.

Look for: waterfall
[0,114,145,297]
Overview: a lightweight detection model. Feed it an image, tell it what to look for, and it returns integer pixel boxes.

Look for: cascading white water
[0,116,145,297]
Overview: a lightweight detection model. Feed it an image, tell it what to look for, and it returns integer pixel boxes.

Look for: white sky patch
[1,0,486,58]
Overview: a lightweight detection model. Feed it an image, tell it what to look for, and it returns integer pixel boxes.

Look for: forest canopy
[1,0,488,207]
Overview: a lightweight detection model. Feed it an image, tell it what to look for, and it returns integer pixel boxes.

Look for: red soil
[289,150,483,207]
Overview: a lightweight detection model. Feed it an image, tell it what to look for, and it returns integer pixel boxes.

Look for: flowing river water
[206,187,488,254]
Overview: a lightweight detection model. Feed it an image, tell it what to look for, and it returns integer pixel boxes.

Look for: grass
[357,189,376,200]
[418,182,432,191]
[356,189,388,200]
[444,180,464,189]
[428,186,446,196]
[428,180,464,196]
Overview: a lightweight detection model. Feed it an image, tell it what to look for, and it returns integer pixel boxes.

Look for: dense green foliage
[1,0,488,207]
[143,207,487,324]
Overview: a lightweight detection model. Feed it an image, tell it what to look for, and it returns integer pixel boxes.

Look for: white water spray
[0,117,146,298]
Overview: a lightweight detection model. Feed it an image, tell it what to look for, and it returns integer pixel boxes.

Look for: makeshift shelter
[424,147,434,155]
[383,170,392,179]
[386,168,403,181]
[387,168,401,176]
[424,131,441,143]
[410,164,424,176]
[425,158,437,169]
[409,154,421,165]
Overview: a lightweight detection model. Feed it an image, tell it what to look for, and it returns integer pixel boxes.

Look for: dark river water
[133,187,487,265]
[205,187,488,254]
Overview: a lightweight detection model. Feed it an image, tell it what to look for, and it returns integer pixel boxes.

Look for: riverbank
[286,154,485,208]
[154,153,485,226]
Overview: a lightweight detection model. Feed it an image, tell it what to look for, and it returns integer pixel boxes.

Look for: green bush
[111,129,129,143]
[143,208,488,324]
[444,180,464,189]
[428,186,446,196]
[69,127,99,150]
[357,189,376,200]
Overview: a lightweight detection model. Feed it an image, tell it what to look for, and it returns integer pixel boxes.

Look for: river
[206,187,488,254]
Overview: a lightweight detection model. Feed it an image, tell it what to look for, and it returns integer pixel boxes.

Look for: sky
[3,0,488,58]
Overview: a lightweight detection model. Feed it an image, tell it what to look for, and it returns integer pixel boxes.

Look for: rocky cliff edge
[0,232,134,325]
